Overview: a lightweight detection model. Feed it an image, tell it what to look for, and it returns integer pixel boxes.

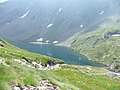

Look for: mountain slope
[70,16,120,72]
[1,39,120,90]
[0,38,63,66]
[0,0,119,43]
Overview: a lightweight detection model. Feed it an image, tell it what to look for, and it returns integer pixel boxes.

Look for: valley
[11,41,103,67]
[0,39,120,90]
[0,0,120,90]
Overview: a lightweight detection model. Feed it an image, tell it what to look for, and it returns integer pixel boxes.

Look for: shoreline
[30,41,120,74]
[59,42,106,66]
[30,41,105,67]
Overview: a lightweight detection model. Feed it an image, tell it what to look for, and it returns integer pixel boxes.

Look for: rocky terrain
[12,80,59,90]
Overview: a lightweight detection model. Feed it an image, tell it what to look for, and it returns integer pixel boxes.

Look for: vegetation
[70,17,120,69]
[0,38,63,66]
[0,38,120,90]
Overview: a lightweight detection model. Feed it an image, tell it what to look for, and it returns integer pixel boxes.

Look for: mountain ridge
[0,0,119,43]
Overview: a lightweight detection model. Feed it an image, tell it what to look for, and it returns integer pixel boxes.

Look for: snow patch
[46,40,49,43]
[47,24,53,28]
[0,0,9,3]
[58,8,62,12]
[80,24,83,28]
[53,41,59,44]
[36,38,43,42]
[99,11,104,15]
[20,10,29,19]
[57,8,62,14]
[112,34,120,37]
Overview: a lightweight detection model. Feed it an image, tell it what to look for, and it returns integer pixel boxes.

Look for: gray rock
[12,86,21,90]
[0,41,4,47]
[12,80,60,90]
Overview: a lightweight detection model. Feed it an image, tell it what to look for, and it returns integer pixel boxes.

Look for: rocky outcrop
[0,58,10,67]
[45,60,64,66]
[0,59,2,64]
[0,57,61,70]
[45,60,56,66]
[22,57,31,63]
[13,59,61,70]
[0,41,4,47]
[12,80,60,90]
[107,72,120,79]
[104,30,120,38]
[106,61,120,73]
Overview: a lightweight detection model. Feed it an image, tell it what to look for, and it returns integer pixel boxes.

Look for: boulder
[12,80,60,90]
[12,86,21,90]
[0,41,4,47]
[0,59,2,64]
[45,60,56,66]
[104,30,120,38]
[22,57,31,63]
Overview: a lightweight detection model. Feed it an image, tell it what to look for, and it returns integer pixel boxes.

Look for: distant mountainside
[68,16,120,72]
[0,0,120,43]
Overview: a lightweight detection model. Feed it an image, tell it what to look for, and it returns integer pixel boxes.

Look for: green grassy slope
[0,38,63,66]
[70,16,120,69]
[0,38,120,90]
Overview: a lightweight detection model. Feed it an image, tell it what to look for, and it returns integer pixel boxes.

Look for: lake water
[13,42,104,67]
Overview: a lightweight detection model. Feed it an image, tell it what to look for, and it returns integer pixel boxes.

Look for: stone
[0,41,4,47]
[12,86,21,90]
[0,59,3,64]
[45,60,56,66]
[12,80,60,90]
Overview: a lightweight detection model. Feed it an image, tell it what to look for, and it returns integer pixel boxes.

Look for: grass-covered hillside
[0,38,63,66]
[0,38,120,90]
[70,16,120,71]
